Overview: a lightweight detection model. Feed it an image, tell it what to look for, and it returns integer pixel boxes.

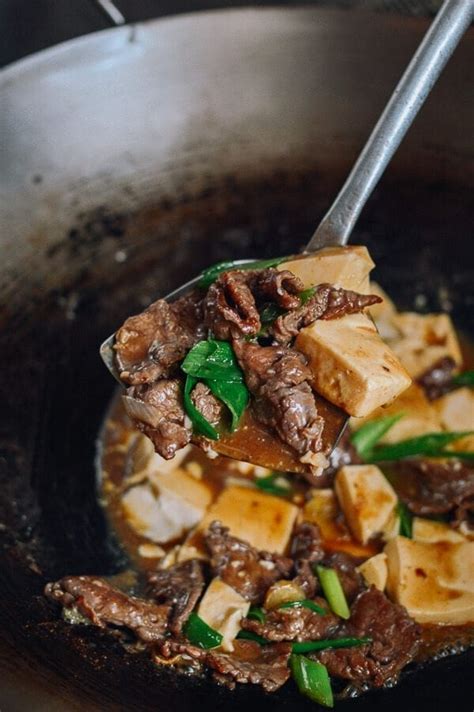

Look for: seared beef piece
[291,522,325,597]
[416,356,457,400]
[256,269,303,310]
[242,598,339,642]
[147,559,205,635]
[205,521,293,603]
[207,640,292,692]
[129,379,192,459]
[190,382,223,426]
[45,576,170,643]
[317,587,421,687]
[156,638,208,661]
[115,291,205,386]
[322,551,365,602]
[234,340,324,457]
[394,459,474,526]
[204,268,304,340]
[204,270,262,340]
[271,284,381,345]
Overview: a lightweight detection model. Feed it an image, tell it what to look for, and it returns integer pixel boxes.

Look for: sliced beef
[291,522,325,597]
[45,576,170,643]
[190,382,223,426]
[204,268,305,340]
[234,340,324,457]
[317,587,421,687]
[271,284,381,345]
[242,598,338,642]
[207,639,292,692]
[127,379,192,459]
[156,638,208,662]
[115,291,205,386]
[322,551,365,602]
[393,459,474,527]
[205,521,293,603]
[416,356,457,400]
[147,559,205,635]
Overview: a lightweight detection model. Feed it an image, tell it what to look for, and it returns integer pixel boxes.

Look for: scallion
[183,612,223,649]
[290,655,334,708]
[181,340,243,382]
[366,430,474,462]
[279,600,326,616]
[247,606,266,623]
[397,501,413,538]
[316,565,350,620]
[291,637,371,654]
[198,256,288,289]
[236,629,268,645]
[350,413,404,459]
[452,370,474,387]
[299,286,317,305]
[255,472,292,497]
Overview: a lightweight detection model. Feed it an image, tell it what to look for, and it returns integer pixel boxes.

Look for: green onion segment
[236,629,268,645]
[397,501,413,538]
[198,256,288,289]
[247,606,266,623]
[452,370,474,387]
[290,655,334,708]
[279,600,326,616]
[350,413,404,459]
[316,566,350,620]
[255,472,292,497]
[183,612,223,649]
[291,636,371,654]
[366,430,474,462]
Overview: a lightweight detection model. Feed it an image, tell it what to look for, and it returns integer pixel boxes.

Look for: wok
[0,7,473,711]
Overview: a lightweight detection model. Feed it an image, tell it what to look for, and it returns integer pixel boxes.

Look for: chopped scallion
[452,370,474,387]
[350,413,404,459]
[255,472,292,497]
[366,430,474,462]
[279,600,326,615]
[183,612,223,649]
[316,565,350,620]
[198,256,288,289]
[247,606,266,623]
[290,655,334,708]
[397,501,413,538]
[236,629,268,645]
[291,637,371,654]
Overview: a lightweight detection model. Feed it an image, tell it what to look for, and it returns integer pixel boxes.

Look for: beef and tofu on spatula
[114,247,411,476]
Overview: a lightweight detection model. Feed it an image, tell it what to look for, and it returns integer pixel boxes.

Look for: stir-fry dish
[45,246,474,706]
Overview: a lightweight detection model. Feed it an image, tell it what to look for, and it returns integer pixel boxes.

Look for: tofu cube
[197,578,250,651]
[385,536,474,624]
[335,465,399,545]
[412,518,467,544]
[389,313,462,378]
[296,313,411,417]
[350,383,442,444]
[434,387,474,432]
[279,245,374,292]
[186,485,298,556]
[357,553,388,591]
[122,468,212,544]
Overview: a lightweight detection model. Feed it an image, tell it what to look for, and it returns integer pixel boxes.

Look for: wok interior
[0,9,473,711]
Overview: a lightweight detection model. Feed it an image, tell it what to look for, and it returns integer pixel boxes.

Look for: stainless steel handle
[89,0,126,26]
[307,0,474,252]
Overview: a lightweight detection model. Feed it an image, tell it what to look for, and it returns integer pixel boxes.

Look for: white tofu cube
[434,387,474,432]
[197,578,250,651]
[357,553,388,591]
[335,465,398,545]
[389,313,462,378]
[279,246,374,292]
[296,313,411,417]
[350,383,442,444]
[385,536,474,625]
[122,468,212,544]
[185,485,298,556]
[412,518,467,544]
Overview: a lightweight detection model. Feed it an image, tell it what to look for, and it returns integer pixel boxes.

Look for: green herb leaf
[452,370,474,387]
[236,629,268,645]
[366,431,474,462]
[255,472,292,497]
[183,375,219,440]
[247,606,266,623]
[299,286,317,305]
[439,450,474,460]
[290,655,334,708]
[279,600,326,615]
[291,637,372,655]
[183,612,223,649]
[316,565,350,620]
[198,256,288,289]
[351,413,404,459]
[397,501,413,538]
[207,379,249,431]
[182,340,243,382]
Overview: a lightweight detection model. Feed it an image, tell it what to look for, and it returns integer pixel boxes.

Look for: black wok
[0,7,473,711]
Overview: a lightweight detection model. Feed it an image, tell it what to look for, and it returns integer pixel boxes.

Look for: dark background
[1,0,442,68]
